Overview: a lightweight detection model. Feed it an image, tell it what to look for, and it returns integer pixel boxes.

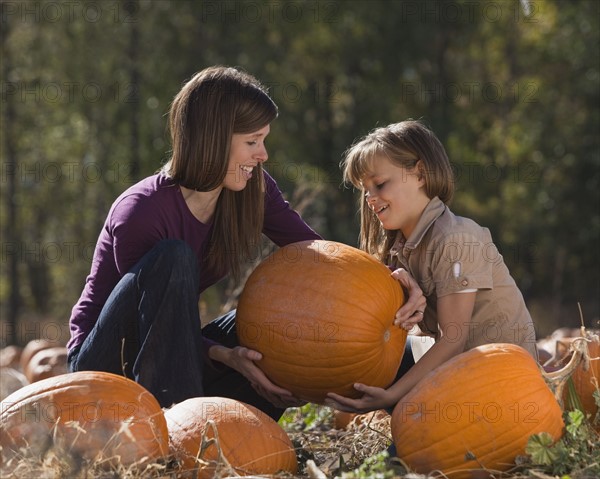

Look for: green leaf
[566,409,585,436]
[525,432,559,465]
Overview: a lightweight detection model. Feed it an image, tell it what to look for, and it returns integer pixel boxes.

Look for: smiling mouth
[375,205,388,215]
[240,165,254,179]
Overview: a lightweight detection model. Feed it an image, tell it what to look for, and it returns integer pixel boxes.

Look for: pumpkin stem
[541,305,598,407]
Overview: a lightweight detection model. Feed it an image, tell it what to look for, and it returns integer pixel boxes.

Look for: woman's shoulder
[108,173,178,223]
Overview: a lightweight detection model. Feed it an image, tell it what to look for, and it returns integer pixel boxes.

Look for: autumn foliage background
[1,0,599,348]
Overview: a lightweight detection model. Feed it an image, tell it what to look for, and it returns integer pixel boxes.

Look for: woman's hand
[325,384,396,414]
[392,268,427,330]
[213,345,305,408]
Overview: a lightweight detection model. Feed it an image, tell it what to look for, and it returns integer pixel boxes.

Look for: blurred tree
[1,3,20,346]
[0,0,597,345]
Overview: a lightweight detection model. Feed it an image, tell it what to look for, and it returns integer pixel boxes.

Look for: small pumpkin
[0,367,28,402]
[391,343,564,478]
[0,345,23,370]
[19,339,58,372]
[333,410,357,429]
[165,396,297,478]
[237,240,406,404]
[24,346,68,383]
[561,333,600,425]
[333,409,390,430]
[0,371,168,467]
[571,335,599,417]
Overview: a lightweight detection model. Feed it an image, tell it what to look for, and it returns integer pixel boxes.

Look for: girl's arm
[326,291,476,413]
[391,268,428,329]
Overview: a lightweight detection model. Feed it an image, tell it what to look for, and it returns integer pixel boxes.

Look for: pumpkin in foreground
[236,240,407,404]
[165,396,297,478]
[391,343,564,479]
[0,371,168,467]
[561,333,599,425]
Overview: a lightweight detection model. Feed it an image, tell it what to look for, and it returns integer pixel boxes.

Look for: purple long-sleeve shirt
[67,170,321,352]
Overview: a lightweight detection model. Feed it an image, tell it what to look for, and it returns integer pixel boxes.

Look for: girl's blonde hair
[341,120,454,260]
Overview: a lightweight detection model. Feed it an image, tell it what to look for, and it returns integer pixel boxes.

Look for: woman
[67,66,322,418]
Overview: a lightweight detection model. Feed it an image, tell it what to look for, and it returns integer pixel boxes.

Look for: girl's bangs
[344,140,383,188]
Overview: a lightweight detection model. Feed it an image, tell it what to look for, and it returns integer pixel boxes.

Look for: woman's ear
[415,160,426,184]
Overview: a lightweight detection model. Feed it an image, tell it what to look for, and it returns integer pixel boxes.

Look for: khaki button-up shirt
[389,197,538,359]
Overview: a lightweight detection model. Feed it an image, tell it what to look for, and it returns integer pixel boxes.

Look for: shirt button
[461,279,469,286]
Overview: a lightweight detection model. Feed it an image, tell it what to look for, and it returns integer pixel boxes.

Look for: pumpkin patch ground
[0,399,597,478]
[1,333,598,478]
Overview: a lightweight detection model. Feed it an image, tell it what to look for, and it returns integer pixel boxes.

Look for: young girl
[327,120,538,413]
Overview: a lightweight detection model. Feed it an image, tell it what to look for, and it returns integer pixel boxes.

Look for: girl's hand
[325,384,396,414]
[222,346,306,408]
[392,268,427,330]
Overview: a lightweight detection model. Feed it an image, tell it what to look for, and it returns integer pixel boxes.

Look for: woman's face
[223,124,270,191]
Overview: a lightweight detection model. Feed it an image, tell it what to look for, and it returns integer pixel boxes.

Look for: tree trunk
[126,0,141,181]
[1,15,20,346]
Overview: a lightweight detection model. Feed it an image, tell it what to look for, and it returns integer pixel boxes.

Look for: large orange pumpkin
[391,343,564,479]
[236,240,407,404]
[165,397,297,478]
[0,371,168,467]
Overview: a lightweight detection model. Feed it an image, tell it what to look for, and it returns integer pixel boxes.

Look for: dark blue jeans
[68,239,284,420]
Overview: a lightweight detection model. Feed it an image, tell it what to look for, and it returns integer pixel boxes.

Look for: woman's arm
[208,345,305,408]
[262,170,322,245]
[326,291,476,413]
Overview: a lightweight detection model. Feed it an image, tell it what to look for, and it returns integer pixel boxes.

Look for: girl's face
[361,155,431,237]
[223,124,270,191]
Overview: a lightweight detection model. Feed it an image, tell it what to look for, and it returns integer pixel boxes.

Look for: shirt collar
[391,196,446,254]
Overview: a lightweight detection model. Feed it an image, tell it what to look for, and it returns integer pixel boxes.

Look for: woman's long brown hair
[163,66,278,280]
